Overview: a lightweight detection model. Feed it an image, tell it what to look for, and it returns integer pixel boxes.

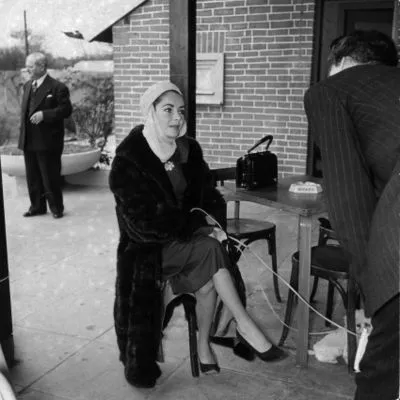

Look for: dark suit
[19,74,72,214]
[304,64,399,400]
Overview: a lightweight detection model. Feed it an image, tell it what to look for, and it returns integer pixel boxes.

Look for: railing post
[0,159,14,367]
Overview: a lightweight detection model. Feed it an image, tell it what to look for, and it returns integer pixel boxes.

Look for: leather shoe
[236,330,288,362]
[52,212,63,219]
[23,209,46,217]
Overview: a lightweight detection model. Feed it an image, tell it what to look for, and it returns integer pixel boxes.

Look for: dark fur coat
[108,126,226,387]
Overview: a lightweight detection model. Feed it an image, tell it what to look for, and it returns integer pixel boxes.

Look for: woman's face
[154,91,185,140]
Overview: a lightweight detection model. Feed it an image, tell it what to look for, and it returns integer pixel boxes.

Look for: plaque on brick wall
[196,53,224,105]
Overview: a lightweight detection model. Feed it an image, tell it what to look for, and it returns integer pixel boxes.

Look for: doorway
[308,0,395,177]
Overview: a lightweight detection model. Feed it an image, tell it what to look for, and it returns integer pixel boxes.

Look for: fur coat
[108,126,226,387]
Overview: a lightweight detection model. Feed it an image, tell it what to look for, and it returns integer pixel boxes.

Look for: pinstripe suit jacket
[304,64,400,317]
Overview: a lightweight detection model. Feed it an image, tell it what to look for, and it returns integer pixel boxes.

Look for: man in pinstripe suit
[304,31,399,400]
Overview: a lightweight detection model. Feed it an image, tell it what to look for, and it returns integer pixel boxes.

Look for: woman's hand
[208,227,227,243]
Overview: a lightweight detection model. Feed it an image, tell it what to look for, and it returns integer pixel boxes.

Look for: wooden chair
[160,282,199,377]
[278,218,358,372]
[210,167,281,302]
[310,217,341,324]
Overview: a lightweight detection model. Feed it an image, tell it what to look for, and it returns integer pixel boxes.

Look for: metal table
[222,175,326,366]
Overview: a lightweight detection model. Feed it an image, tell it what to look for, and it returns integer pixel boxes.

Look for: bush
[0,113,13,145]
[60,71,114,151]
[0,47,25,71]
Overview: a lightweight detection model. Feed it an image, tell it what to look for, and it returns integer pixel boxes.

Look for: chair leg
[267,230,282,303]
[310,277,319,303]
[182,295,199,377]
[162,301,175,330]
[328,278,356,373]
[346,278,357,374]
[278,262,298,347]
[325,283,335,327]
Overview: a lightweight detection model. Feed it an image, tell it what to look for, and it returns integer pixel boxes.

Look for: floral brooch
[164,161,175,171]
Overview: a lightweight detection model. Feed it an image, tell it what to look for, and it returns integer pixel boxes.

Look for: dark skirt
[162,226,230,294]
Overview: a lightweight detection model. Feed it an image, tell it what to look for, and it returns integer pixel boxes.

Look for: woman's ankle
[197,342,216,364]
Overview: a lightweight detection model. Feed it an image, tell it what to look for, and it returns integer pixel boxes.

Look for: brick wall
[113,0,170,139]
[196,0,314,175]
[113,0,314,176]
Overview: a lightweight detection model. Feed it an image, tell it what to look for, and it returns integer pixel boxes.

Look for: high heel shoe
[233,340,256,361]
[236,330,288,362]
[199,361,220,374]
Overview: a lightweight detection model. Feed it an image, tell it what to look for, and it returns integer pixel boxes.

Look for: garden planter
[0,148,101,177]
[60,148,101,175]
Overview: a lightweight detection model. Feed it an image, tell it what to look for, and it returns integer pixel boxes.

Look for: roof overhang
[87,0,147,43]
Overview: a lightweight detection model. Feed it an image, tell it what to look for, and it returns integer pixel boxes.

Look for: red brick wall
[113,0,315,176]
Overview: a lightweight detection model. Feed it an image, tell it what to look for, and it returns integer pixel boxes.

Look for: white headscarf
[140,81,187,163]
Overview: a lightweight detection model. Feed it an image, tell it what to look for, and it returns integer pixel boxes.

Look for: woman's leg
[212,268,273,353]
[195,280,218,364]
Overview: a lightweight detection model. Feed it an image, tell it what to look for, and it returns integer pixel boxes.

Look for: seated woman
[109,81,286,388]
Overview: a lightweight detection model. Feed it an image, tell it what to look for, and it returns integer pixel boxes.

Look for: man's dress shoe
[23,210,46,217]
[52,212,63,219]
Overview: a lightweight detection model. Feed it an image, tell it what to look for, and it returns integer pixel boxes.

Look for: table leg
[296,215,312,367]
[234,200,240,220]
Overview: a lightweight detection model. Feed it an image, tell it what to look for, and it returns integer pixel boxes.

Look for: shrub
[0,47,25,71]
[60,71,114,151]
[0,113,13,145]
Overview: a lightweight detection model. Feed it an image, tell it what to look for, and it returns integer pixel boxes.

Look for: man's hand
[30,111,44,125]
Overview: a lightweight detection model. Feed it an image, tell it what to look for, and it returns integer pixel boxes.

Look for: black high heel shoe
[199,346,220,375]
[236,330,288,362]
[199,361,221,374]
[233,340,256,361]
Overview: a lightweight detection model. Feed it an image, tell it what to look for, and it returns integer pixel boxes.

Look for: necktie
[32,81,37,93]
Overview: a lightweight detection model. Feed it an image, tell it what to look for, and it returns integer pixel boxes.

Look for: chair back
[318,217,339,245]
[210,167,240,219]
[210,167,236,187]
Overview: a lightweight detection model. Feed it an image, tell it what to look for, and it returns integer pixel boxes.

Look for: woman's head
[140,81,187,162]
[153,90,185,140]
[140,81,183,115]
[140,81,186,141]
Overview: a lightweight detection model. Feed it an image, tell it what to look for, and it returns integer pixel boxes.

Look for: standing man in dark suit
[304,30,399,400]
[19,52,72,219]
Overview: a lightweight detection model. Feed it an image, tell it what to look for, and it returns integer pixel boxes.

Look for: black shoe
[199,362,220,375]
[52,212,63,219]
[236,330,288,362]
[233,340,256,361]
[23,209,46,217]
[210,336,255,361]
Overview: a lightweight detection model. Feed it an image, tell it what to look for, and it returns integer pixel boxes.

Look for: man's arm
[42,82,72,123]
[304,84,377,269]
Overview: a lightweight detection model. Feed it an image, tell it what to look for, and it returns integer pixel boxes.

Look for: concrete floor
[2,171,355,400]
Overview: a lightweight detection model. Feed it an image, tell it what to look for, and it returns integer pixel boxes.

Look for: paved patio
[1,170,355,400]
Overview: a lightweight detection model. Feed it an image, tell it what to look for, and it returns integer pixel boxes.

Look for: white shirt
[33,73,47,89]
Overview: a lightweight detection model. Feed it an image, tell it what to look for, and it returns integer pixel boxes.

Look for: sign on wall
[196,53,224,105]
